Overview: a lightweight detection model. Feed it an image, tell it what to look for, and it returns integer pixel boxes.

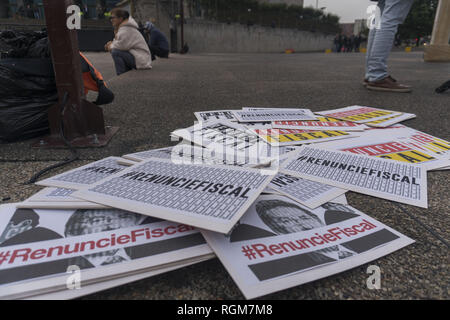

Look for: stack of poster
[8,104,448,299]
[0,204,214,299]
[315,106,416,128]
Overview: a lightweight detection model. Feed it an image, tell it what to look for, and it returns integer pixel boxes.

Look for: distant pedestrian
[144,22,170,60]
[32,4,40,19]
[97,4,104,20]
[343,36,351,52]
[17,6,25,19]
[25,4,34,19]
[337,34,344,53]
[364,0,414,92]
[354,34,362,52]
[333,34,340,52]
[349,35,356,52]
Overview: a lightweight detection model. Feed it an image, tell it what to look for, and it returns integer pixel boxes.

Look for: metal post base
[32,126,119,149]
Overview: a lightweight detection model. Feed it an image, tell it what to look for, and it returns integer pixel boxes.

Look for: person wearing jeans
[365,0,414,92]
[110,49,136,76]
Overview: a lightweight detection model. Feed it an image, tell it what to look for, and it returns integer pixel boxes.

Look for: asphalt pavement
[0,50,448,300]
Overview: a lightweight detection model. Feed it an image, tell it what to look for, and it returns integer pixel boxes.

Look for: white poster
[202,195,414,299]
[232,109,317,122]
[316,106,404,124]
[172,120,277,167]
[0,204,213,299]
[36,157,130,190]
[29,257,211,300]
[124,145,263,168]
[122,147,176,162]
[19,187,107,209]
[267,173,347,209]
[73,158,275,234]
[280,146,428,208]
[393,129,450,159]
[252,128,358,146]
[194,110,238,122]
[272,120,366,131]
[26,187,84,203]
[318,135,450,171]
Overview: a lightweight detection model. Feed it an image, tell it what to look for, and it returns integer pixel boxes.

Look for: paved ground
[0,51,448,300]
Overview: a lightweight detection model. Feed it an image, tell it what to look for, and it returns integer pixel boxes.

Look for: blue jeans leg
[366,0,414,82]
[111,49,136,76]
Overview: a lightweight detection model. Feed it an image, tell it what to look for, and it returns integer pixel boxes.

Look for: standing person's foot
[363,75,397,87]
[366,76,411,93]
[362,78,369,87]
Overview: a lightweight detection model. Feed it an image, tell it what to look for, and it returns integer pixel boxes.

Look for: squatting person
[104,9,152,76]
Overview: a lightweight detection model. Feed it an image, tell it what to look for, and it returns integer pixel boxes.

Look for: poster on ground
[252,128,358,146]
[267,173,347,209]
[317,135,450,171]
[202,194,414,299]
[363,112,416,127]
[73,158,275,234]
[280,146,428,208]
[0,204,213,300]
[232,109,317,122]
[272,120,366,131]
[36,157,131,190]
[315,106,407,125]
[172,120,277,166]
[194,110,238,122]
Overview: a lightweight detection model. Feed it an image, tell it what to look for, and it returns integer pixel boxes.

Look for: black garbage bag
[0,58,57,143]
[0,30,49,59]
[0,30,113,143]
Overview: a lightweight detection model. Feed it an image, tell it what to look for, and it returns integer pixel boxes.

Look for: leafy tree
[398,0,438,42]
[192,0,340,34]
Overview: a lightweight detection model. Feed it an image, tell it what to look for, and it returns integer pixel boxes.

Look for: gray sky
[303,0,374,23]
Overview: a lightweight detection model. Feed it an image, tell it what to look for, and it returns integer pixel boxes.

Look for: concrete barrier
[184,21,333,53]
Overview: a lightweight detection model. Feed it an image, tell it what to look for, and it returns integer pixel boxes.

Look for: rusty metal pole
[36,0,117,148]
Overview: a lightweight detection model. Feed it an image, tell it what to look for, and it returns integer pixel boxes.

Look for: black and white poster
[194,110,238,122]
[280,146,428,208]
[36,157,130,190]
[73,158,275,233]
[202,195,414,299]
[232,109,317,122]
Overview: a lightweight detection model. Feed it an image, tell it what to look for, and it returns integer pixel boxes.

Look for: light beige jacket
[111,17,152,70]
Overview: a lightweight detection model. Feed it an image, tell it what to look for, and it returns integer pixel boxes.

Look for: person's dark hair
[111,8,130,20]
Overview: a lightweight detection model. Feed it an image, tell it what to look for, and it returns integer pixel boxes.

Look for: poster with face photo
[202,195,414,299]
[36,157,131,190]
[0,204,213,299]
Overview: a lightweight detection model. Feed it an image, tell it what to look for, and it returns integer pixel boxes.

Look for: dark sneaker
[366,76,411,93]
[363,75,396,87]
